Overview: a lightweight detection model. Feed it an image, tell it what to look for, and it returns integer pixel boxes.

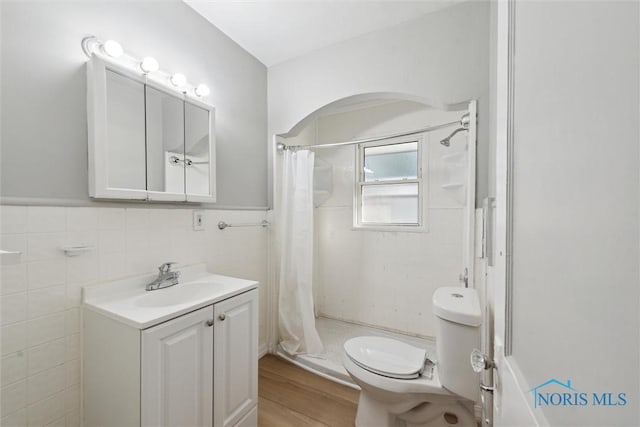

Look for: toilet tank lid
[432,287,482,326]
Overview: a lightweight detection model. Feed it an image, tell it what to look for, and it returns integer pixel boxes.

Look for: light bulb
[170,73,187,88]
[140,57,159,74]
[195,84,210,97]
[102,40,123,58]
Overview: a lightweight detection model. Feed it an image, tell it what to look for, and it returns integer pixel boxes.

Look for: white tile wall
[0,205,268,426]
[314,206,464,337]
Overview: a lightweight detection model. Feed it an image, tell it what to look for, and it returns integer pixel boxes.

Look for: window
[354,137,425,230]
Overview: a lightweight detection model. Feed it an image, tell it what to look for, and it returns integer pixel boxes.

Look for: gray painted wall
[268,1,491,207]
[1,1,268,208]
[510,2,639,425]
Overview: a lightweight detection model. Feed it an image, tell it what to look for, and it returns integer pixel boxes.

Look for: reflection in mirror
[184,102,210,196]
[105,70,146,190]
[145,86,185,194]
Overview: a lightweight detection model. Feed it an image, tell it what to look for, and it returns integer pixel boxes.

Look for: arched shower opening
[268,93,477,385]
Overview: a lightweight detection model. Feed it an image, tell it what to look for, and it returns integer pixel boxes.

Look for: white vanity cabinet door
[213,289,259,427]
[141,305,214,427]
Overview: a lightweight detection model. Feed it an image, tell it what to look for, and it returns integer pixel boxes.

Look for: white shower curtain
[278,149,324,356]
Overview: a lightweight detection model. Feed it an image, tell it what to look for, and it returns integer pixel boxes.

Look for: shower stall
[270,98,477,386]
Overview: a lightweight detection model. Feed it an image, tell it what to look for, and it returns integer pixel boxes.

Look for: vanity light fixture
[81,35,211,98]
[102,40,123,58]
[171,73,187,88]
[140,57,159,74]
[195,84,210,97]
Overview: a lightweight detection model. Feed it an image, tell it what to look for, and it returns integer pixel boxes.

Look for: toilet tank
[433,287,482,402]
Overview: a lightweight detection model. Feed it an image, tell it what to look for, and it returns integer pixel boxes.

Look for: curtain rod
[276,118,463,152]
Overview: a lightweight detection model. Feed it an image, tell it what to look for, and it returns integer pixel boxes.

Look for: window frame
[353,135,428,232]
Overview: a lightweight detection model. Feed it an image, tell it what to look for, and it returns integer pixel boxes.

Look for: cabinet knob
[206,319,214,327]
[218,314,226,321]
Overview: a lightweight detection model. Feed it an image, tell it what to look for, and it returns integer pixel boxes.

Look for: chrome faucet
[146,262,181,291]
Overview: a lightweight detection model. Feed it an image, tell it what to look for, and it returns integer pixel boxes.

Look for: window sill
[351,224,428,233]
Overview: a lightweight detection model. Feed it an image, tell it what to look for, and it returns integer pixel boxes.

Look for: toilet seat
[342,352,451,397]
[344,336,428,380]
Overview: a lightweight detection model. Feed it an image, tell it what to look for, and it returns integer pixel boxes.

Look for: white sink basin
[82,264,258,329]
[135,282,216,308]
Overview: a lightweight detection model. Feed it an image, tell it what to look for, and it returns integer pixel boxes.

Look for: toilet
[342,287,482,427]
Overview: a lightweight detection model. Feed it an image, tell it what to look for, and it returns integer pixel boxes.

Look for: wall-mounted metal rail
[217,220,270,230]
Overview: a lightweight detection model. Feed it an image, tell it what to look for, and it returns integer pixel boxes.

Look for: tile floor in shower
[277,316,437,386]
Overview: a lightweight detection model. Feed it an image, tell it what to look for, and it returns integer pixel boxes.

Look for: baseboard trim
[275,348,360,390]
[258,343,269,358]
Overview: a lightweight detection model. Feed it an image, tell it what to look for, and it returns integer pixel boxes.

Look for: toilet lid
[344,336,427,380]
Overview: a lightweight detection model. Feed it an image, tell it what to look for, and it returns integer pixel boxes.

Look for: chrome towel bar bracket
[218,220,270,230]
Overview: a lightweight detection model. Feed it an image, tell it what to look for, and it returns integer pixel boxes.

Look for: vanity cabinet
[87,54,216,202]
[83,287,258,427]
[213,290,259,427]
[141,306,214,426]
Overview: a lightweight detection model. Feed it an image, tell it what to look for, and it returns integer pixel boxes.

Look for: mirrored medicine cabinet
[87,55,216,202]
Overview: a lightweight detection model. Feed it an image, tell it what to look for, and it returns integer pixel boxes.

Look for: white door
[214,290,259,427]
[141,305,214,427]
[489,1,545,425]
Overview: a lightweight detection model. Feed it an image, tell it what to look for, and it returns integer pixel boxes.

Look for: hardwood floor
[258,355,359,427]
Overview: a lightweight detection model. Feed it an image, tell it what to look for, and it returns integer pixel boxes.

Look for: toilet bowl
[342,287,482,427]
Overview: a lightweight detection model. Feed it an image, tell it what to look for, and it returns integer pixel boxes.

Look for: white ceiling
[184,1,463,67]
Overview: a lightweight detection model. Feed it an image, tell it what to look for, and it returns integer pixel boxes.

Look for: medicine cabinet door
[145,85,186,201]
[105,70,147,194]
[185,101,216,202]
[88,56,148,200]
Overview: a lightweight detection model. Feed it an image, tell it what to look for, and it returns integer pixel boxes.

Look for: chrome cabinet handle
[218,314,226,321]
[206,319,214,327]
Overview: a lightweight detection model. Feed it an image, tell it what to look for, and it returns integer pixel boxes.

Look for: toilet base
[355,392,399,427]
[355,392,477,427]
